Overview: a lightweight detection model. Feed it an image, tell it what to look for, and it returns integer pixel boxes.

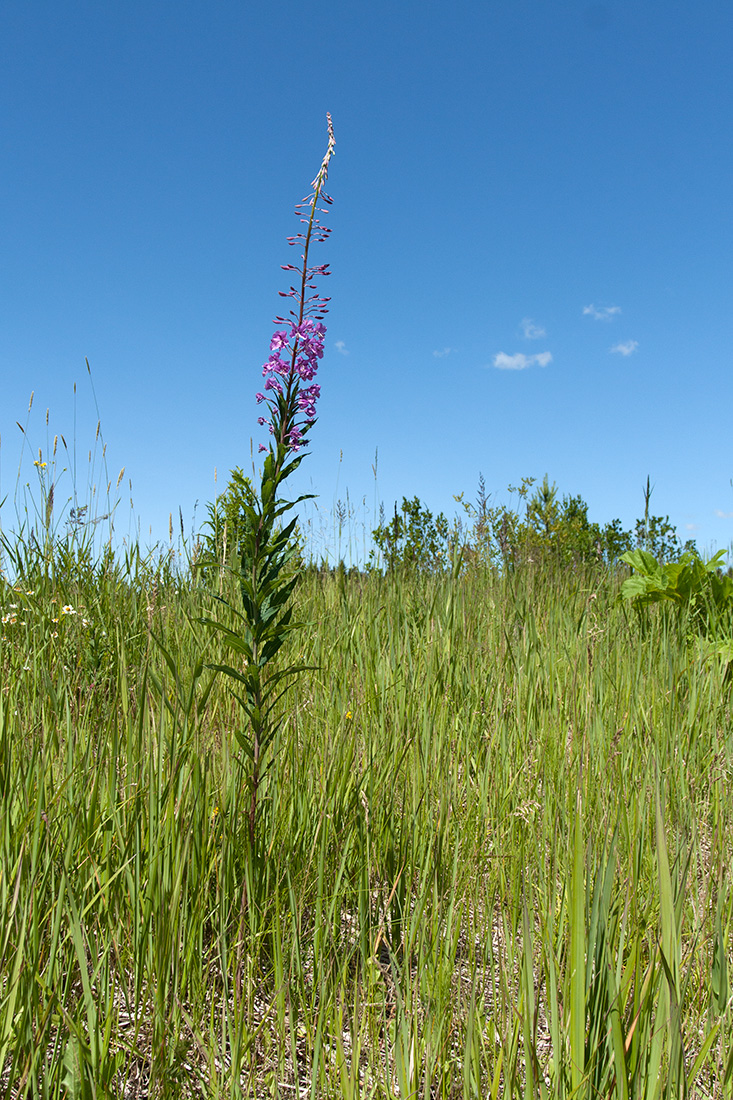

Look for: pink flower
[270,331,289,351]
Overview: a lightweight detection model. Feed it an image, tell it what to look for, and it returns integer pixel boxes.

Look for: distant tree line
[371,474,698,574]
[200,468,703,578]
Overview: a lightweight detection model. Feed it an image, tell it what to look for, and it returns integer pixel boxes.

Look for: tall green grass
[0,536,731,1096]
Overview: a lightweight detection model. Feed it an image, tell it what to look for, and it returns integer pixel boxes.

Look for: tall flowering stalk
[204,116,335,854]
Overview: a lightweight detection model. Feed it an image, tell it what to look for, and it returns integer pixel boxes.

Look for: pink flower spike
[255,113,334,454]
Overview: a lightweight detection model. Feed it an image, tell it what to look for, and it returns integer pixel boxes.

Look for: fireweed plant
[203,115,335,856]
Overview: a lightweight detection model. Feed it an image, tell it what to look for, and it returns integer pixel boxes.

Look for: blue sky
[2,1,732,564]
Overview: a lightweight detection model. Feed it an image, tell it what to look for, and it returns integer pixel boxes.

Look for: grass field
[1,531,731,1097]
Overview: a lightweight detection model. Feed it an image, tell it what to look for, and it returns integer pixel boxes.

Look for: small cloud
[685,523,699,532]
[583,304,621,321]
[334,340,349,355]
[492,350,552,371]
[715,510,733,519]
[433,347,453,358]
[521,318,546,339]
[610,340,639,356]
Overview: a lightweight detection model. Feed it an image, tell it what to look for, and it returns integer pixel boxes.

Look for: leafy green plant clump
[620,546,733,677]
[620,546,733,622]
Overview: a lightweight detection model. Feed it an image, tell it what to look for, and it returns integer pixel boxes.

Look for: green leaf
[261,477,275,508]
[620,548,662,575]
[206,662,254,688]
[198,618,254,661]
[655,782,678,992]
[233,728,255,760]
[688,1023,721,1090]
[570,785,585,1096]
[711,890,728,1014]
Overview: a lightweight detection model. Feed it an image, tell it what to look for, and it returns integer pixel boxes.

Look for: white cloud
[433,347,453,358]
[334,340,349,355]
[492,350,552,371]
[610,340,639,356]
[583,304,621,321]
[521,318,546,339]
[715,510,733,519]
[685,523,699,532]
